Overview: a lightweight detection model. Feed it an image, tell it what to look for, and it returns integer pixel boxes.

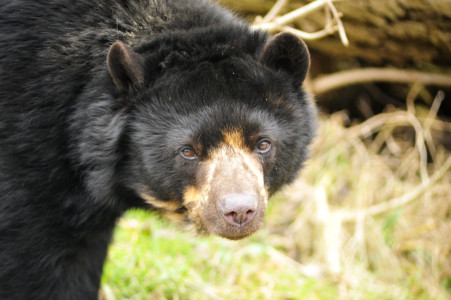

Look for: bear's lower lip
[219,231,253,240]
[215,221,260,240]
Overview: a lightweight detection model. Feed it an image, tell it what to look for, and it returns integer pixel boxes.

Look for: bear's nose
[218,194,258,227]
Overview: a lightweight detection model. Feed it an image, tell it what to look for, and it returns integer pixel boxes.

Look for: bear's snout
[218,193,258,227]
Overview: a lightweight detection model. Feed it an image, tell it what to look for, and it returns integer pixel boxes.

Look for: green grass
[101,210,338,300]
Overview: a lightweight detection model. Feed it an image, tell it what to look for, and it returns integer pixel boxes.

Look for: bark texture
[219,0,451,67]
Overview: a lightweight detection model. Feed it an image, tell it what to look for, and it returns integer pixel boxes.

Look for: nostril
[225,211,237,219]
[224,211,237,224]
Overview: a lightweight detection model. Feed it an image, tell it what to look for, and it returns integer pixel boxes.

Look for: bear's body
[0,0,316,299]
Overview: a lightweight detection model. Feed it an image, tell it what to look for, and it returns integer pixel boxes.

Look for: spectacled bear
[0,0,316,299]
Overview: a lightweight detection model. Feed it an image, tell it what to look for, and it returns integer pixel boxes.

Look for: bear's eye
[180,147,197,160]
[256,139,272,154]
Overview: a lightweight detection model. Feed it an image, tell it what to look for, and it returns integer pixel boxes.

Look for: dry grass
[249,2,451,297]
[267,92,451,299]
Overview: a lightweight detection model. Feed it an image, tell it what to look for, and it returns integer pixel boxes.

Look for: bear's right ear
[259,32,310,86]
[107,41,145,91]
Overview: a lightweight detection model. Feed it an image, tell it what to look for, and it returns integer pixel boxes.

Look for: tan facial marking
[136,184,182,211]
[221,129,268,201]
[222,129,246,150]
[182,129,269,239]
[183,185,205,229]
[139,192,182,211]
[183,186,203,207]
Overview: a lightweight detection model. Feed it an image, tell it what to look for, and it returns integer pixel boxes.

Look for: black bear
[0,0,316,299]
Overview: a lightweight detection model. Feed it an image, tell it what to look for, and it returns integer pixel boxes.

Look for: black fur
[0,0,316,299]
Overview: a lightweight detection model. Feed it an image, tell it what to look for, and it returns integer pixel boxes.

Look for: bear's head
[106,29,316,239]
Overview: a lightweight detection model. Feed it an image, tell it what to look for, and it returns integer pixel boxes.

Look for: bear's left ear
[107,41,145,91]
[259,32,310,86]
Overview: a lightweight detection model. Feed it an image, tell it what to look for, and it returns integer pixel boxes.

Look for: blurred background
[101,1,451,299]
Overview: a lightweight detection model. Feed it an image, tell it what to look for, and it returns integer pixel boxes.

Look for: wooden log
[219,0,451,67]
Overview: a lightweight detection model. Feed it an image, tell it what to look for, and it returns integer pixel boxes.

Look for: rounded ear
[259,32,310,86]
[107,41,145,91]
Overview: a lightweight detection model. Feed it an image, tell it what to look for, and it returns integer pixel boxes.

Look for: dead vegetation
[270,99,451,298]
